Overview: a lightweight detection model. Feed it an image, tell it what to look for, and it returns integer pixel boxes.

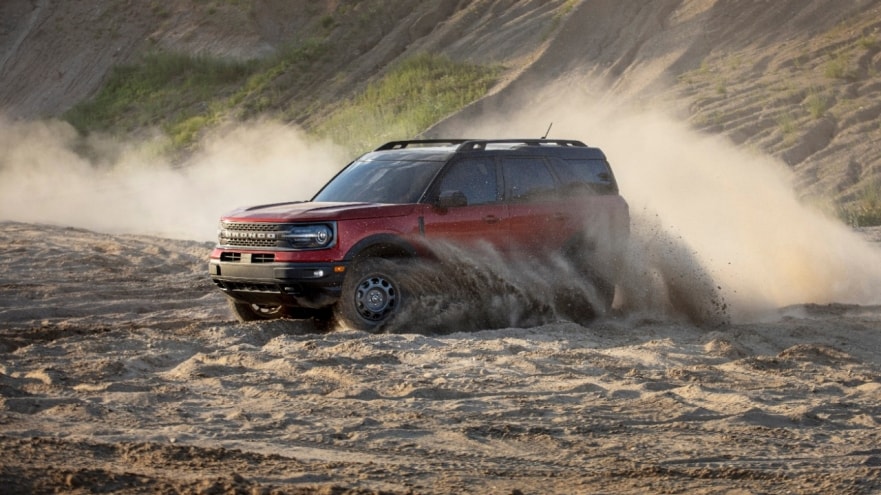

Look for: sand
[2,220,880,494]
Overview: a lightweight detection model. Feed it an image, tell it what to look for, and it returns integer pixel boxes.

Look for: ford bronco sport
[209,139,629,331]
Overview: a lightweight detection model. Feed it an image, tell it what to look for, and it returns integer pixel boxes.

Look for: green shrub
[805,90,828,119]
[858,34,879,50]
[777,112,798,135]
[824,50,857,80]
[169,115,213,148]
[841,180,881,227]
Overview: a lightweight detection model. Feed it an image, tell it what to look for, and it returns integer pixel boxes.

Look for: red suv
[209,139,629,331]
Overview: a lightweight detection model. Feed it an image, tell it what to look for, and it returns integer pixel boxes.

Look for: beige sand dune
[2,221,880,493]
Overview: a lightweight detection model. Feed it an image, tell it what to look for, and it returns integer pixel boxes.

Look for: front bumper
[209,259,348,309]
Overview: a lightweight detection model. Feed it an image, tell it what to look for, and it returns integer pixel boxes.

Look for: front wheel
[228,299,330,324]
[335,258,408,332]
[229,300,287,321]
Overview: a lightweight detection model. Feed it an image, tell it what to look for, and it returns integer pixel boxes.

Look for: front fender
[344,234,419,261]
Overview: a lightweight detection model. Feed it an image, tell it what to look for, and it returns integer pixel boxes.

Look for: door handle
[553,213,568,221]
[483,215,500,224]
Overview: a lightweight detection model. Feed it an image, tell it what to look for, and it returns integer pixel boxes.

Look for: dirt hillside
[0,0,566,119]
[428,0,881,208]
[2,0,880,209]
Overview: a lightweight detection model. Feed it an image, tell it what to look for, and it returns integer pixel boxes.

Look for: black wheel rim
[354,274,398,322]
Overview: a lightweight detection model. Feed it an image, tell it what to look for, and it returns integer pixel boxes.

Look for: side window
[551,158,617,195]
[436,158,499,205]
[501,157,557,202]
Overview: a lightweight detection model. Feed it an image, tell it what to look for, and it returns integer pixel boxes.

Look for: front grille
[219,222,291,248]
[251,253,275,263]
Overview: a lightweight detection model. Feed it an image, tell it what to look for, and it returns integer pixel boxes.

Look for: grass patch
[777,112,798,136]
[858,33,879,50]
[64,51,256,145]
[64,49,499,155]
[228,39,328,118]
[841,180,881,227]
[314,53,503,154]
[804,90,828,119]
[63,40,329,150]
[824,49,857,80]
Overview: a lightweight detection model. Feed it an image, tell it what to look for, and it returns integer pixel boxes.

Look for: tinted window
[436,158,498,205]
[313,158,444,203]
[552,158,617,195]
[501,157,556,202]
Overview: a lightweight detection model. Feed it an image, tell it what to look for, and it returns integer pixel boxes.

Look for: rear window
[501,157,557,202]
[552,158,618,195]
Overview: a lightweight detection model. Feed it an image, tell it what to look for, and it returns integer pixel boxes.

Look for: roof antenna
[541,122,553,140]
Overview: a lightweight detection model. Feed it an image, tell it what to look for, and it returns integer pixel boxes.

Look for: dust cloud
[4,80,881,324]
[446,83,881,321]
[0,116,344,241]
[384,211,729,334]
[389,241,613,333]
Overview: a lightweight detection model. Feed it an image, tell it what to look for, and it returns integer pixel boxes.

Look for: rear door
[501,155,571,255]
[548,156,629,252]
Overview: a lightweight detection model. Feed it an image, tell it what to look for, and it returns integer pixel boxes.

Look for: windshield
[313,158,445,204]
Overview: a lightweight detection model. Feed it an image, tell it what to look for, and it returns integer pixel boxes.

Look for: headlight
[284,223,336,249]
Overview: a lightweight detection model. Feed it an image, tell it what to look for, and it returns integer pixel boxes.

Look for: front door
[419,156,509,251]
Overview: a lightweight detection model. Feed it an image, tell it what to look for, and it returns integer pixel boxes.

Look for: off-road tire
[335,258,409,332]
[556,241,617,323]
[228,299,330,323]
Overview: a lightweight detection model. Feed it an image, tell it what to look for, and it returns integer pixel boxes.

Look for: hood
[221,201,416,222]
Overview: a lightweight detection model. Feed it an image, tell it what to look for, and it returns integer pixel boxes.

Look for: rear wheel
[335,258,408,332]
[557,241,617,322]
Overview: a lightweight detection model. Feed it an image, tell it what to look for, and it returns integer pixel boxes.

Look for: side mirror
[437,190,468,209]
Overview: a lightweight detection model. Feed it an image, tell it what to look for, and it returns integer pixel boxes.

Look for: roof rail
[456,139,587,150]
[374,139,468,150]
[374,138,588,151]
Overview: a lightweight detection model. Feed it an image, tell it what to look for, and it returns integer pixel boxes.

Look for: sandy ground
[2,220,881,494]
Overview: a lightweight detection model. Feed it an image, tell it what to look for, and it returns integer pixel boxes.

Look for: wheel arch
[344,234,418,262]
